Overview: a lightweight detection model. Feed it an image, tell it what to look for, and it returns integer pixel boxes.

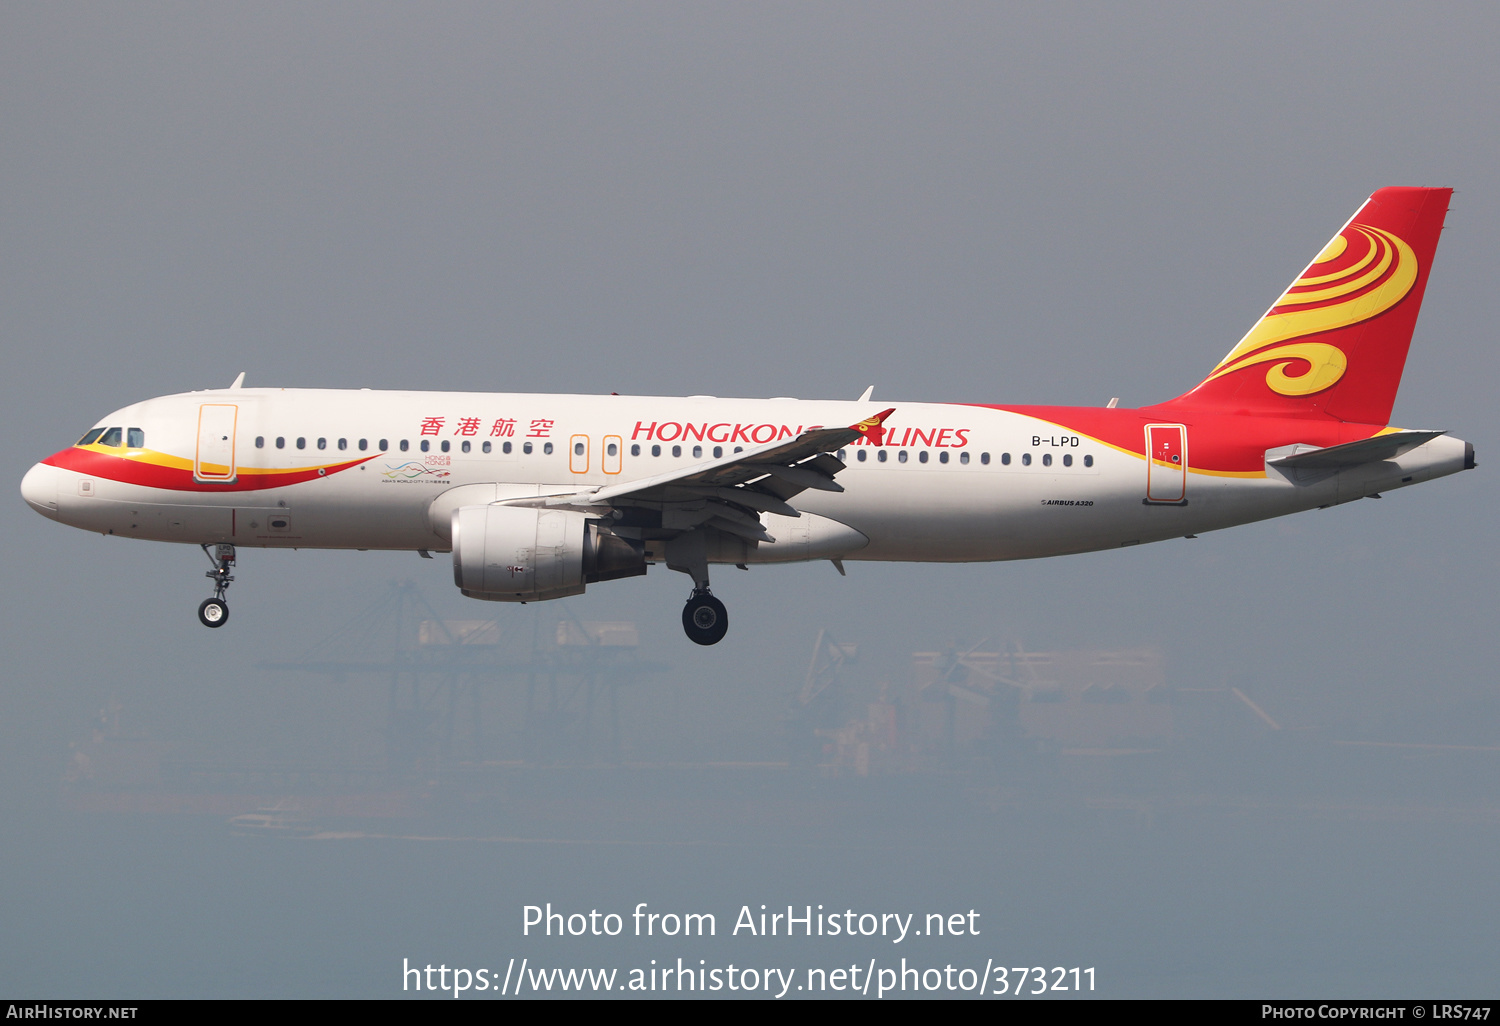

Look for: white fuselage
[21,387,1471,568]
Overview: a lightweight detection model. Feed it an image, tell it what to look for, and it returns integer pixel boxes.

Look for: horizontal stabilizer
[1267,430,1446,470]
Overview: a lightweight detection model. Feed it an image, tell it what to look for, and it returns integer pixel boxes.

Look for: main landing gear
[682,588,728,646]
[198,543,235,628]
[666,534,728,645]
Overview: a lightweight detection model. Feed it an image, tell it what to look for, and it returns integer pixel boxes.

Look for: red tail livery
[1167,186,1451,424]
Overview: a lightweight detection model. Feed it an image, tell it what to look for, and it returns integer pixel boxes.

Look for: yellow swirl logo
[1207,224,1417,396]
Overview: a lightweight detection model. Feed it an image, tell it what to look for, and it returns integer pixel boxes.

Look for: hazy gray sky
[3,2,1497,998]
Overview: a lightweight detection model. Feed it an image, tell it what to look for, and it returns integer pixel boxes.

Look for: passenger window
[918,451,928,464]
[78,428,107,446]
[420,440,430,452]
[672,445,682,457]
[255,436,265,449]
[482,441,491,453]
[297,437,307,450]
[461,440,471,453]
[1001,452,1011,465]
[981,452,991,465]
[317,438,327,450]
[1043,453,1053,466]
[1063,453,1072,467]
[523,442,533,455]
[878,450,888,463]
[441,440,450,453]
[1021,453,1031,466]
[127,428,145,448]
[713,446,722,458]
[630,443,640,456]
[692,445,703,459]
[399,440,409,452]
[1084,454,1094,467]
[543,442,553,455]
[99,427,123,447]
[898,450,908,463]
[837,449,846,460]
[959,452,969,465]
[574,441,585,456]
[378,439,387,450]
[939,451,949,464]
[857,449,868,462]
[358,439,368,451]
[651,444,661,457]
[276,437,285,449]
[502,441,512,454]
[338,438,347,451]
[609,442,620,457]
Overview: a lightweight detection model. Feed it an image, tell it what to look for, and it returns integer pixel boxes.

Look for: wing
[505,408,895,543]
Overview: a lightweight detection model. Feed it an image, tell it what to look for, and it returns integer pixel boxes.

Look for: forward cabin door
[1145,423,1186,503]
[195,404,239,482]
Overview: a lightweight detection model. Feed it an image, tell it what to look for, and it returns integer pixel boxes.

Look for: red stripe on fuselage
[42,448,376,491]
[963,404,1387,474]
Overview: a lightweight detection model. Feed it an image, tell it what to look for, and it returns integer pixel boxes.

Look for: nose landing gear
[198,543,235,628]
[682,588,728,646]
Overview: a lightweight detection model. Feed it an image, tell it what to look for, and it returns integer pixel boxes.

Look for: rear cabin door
[1145,423,1186,503]
[195,404,239,482]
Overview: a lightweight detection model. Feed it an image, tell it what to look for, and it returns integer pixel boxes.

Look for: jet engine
[451,504,646,602]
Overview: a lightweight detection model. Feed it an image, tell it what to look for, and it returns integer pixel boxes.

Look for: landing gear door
[195,404,238,482]
[1145,423,1186,503]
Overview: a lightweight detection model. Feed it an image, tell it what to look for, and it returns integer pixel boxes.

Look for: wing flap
[752,462,845,493]
[669,485,801,517]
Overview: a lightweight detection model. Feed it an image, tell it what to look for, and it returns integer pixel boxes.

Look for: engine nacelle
[451,505,646,602]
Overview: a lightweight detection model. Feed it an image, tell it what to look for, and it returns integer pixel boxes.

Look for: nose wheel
[198,597,229,627]
[198,543,235,628]
[682,589,728,646]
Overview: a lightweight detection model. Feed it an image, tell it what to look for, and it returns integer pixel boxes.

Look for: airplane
[20,187,1473,645]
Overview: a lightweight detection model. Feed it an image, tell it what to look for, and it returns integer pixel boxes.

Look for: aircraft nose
[20,461,60,520]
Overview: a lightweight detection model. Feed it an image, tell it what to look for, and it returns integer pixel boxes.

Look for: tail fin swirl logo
[1205,224,1418,396]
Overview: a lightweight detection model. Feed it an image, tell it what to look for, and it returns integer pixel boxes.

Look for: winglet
[857,385,874,402]
[850,408,896,447]
[229,372,246,390]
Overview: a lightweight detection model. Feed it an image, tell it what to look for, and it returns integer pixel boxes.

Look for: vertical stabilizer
[1164,187,1451,423]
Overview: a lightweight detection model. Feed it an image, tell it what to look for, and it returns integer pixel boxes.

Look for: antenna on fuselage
[229,372,246,390]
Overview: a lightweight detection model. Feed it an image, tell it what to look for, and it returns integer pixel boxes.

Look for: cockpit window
[78,428,106,446]
[126,427,145,448]
[98,427,123,447]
